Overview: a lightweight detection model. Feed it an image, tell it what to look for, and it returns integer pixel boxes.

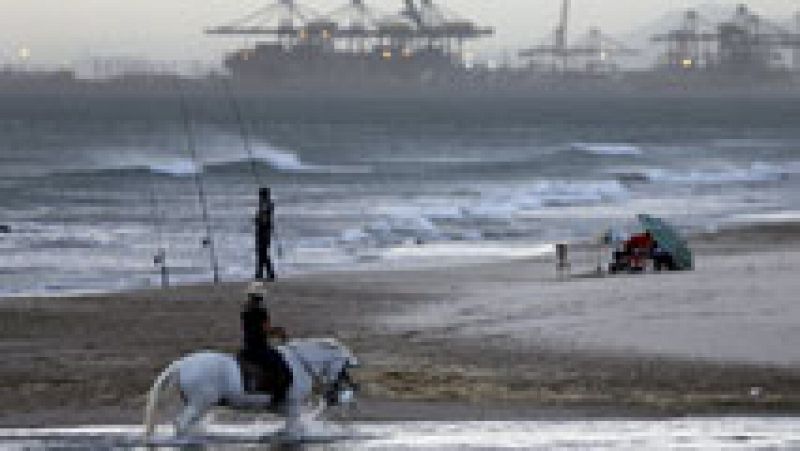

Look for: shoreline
[1,220,799,426]
[2,218,796,302]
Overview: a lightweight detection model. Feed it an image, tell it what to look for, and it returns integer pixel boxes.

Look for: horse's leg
[281,400,306,437]
[174,402,206,438]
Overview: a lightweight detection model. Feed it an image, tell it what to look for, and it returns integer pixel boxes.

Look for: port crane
[651,4,800,72]
[206,0,493,56]
[518,0,637,72]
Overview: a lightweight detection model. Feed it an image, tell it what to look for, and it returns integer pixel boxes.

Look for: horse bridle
[285,343,357,407]
[285,344,333,398]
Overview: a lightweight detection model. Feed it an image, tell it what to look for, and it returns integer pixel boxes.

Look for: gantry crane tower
[206,0,492,57]
[206,0,320,45]
[651,4,800,72]
[518,0,637,72]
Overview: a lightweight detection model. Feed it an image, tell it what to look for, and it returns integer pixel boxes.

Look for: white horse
[143,338,359,440]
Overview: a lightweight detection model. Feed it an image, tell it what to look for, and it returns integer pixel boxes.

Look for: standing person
[255,187,275,281]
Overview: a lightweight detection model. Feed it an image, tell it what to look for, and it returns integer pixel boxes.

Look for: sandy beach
[1,222,800,426]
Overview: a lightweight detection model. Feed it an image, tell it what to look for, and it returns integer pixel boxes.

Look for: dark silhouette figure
[255,187,275,281]
[239,288,292,405]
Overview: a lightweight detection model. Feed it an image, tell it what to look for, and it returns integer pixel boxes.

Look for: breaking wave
[571,142,643,156]
[525,179,629,206]
[148,142,371,176]
[624,162,800,184]
[74,141,372,178]
[334,179,629,247]
[149,160,199,176]
[255,146,310,172]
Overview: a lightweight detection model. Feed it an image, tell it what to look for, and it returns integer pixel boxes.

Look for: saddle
[236,351,291,403]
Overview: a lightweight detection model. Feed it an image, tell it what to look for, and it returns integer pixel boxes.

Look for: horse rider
[240,283,293,406]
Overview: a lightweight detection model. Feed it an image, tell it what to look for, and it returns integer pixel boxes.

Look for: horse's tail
[143,359,181,439]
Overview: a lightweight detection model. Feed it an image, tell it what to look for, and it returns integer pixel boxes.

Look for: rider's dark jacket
[240,302,292,403]
[241,303,269,352]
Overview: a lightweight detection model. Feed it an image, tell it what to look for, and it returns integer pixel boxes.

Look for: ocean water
[1,97,799,296]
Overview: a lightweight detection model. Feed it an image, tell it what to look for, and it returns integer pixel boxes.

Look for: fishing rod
[149,176,169,288]
[222,78,261,187]
[175,80,221,284]
[221,79,285,269]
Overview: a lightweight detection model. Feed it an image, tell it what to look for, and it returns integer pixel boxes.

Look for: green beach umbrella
[637,214,694,270]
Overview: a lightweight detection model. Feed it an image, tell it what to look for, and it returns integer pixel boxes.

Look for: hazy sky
[1,0,798,68]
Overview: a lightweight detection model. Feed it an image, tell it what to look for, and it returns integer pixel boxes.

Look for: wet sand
[1,222,800,426]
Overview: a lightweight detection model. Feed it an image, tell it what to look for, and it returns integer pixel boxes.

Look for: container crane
[205,0,322,44]
[651,4,800,73]
[519,0,637,72]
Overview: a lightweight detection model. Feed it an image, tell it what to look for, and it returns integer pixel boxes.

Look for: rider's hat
[246,281,267,296]
[245,281,269,306]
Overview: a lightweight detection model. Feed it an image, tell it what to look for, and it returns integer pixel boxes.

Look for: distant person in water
[256,187,275,281]
[239,283,292,405]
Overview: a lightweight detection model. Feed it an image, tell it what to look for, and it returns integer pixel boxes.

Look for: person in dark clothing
[652,241,676,271]
[255,188,275,281]
[240,286,292,405]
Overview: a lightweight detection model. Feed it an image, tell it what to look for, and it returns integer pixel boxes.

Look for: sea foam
[571,142,643,156]
[643,162,800,184]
